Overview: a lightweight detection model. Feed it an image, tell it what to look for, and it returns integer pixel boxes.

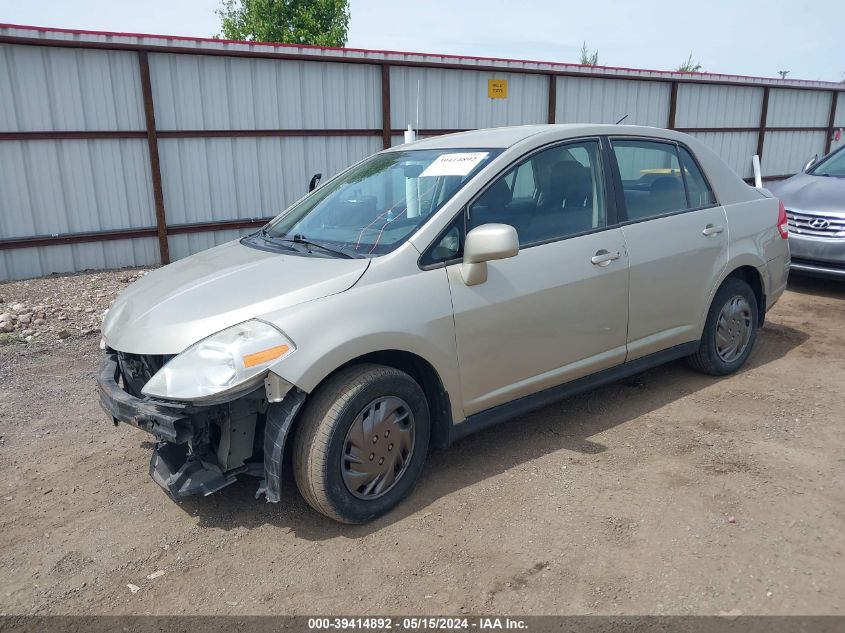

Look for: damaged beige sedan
[98,124,790,523]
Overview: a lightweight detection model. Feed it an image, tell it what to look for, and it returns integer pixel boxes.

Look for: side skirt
[448,341,699,444]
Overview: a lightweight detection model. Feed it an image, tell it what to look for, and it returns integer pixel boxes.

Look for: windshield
[810,147,845,177]
[260,148,500,257]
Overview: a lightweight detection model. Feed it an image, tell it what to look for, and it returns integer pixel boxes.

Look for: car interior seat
[648,176,686,216]
[527,161,595,241]
[470,177,535,240]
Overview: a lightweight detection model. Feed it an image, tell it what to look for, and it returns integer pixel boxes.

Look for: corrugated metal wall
[391,67,548,129]
[149,54,382,130]
[0,24,842,281]
[555,77,670,127]
[0,42,159,279]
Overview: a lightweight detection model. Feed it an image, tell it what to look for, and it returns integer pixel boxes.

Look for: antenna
[615,114,629,124]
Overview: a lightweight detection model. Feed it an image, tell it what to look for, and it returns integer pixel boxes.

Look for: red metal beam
[0,130,146,141]
[743,174,792,184]
[0,125,831,143]
[547,75,557,124]
[381,65,392,149]
[388,128,472,137]
[676,126,828,134]
[0,227,158,250]
[138,51,170,265]
[667,81,678,129]
[0,129,383,141]
[167,218,271,235]
[157,128,381,139]
[756,87,770,161]
[0,218,273,251]
[824,90,838,155]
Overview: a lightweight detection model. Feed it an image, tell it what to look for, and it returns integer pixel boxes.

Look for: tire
[687,277,759,376]
[292,363,431,523]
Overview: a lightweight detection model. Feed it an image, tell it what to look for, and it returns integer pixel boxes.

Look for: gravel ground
[0,272,843,616]
[0,267,153,345]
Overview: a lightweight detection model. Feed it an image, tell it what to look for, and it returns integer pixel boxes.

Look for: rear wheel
[292,364,430,523]
[687,277,759,376]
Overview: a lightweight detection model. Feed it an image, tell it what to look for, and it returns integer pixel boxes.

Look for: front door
[444,139,630,416]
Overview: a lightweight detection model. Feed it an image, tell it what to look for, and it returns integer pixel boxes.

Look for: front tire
[292,364,430,523]
[687,277,759,376]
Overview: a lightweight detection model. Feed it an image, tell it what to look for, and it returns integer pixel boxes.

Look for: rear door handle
[702,224,724,236]
[591,249,622,266]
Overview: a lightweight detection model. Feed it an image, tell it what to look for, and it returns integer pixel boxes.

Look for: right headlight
[142,320,295,403]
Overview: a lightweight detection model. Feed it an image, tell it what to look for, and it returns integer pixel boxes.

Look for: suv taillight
[777,200,789,239]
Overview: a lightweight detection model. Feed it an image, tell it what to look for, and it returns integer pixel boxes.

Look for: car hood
[768,173,845,213]
[102,239,370,354]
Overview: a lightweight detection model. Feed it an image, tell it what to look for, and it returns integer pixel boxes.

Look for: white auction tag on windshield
[419,152,489,177]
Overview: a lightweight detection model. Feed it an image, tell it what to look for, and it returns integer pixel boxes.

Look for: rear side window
[678,147,716,208]
[611,140,717,222]
[612,140,686,221]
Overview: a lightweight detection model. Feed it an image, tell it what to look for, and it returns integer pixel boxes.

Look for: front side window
[467,140,606,247]
[259,149,500,257]
[810,146,845,177]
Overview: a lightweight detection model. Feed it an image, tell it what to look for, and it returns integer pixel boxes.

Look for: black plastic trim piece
[448,341,699,445]
[257,389,308,503]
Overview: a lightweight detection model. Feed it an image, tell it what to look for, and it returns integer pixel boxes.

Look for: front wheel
[292,364,430,523]
[687,277,759,376]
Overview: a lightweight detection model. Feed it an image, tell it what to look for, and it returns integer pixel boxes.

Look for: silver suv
[98,124,790,523]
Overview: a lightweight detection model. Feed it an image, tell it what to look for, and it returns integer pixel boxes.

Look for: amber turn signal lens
[242,344,290,368]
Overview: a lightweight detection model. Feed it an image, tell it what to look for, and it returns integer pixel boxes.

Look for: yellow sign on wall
[487,79,508,99]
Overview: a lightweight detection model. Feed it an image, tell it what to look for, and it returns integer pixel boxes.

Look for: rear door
[609,138,728,360]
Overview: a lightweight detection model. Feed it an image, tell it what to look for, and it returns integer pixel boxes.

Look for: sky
[1,0,843,82]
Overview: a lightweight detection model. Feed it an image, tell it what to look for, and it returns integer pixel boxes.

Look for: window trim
[607,135,720,227]
[418,212,465,269]
[418,136,618,270]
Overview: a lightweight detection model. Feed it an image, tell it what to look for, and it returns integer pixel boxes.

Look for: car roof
[391,124,686,151]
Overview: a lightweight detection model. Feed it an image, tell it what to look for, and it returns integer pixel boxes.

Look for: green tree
[677,52,702,73]
[216,0,350,46]
[579,41,599,66]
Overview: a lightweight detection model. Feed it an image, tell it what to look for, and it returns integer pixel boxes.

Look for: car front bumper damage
[97,352,305,503]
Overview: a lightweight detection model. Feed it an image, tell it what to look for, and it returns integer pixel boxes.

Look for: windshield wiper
[275,234,362,259]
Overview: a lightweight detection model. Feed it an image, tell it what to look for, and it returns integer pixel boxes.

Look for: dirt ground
[0,274,843,616]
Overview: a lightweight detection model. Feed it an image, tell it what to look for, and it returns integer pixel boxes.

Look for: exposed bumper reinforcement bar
[96,353,193,444]
[98,353,237,498]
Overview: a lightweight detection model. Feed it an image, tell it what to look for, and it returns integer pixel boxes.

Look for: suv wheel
[687,277,759,376]
[292,363,430,523]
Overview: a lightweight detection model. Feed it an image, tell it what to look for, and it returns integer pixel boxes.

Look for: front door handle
[702,224,725,236]
[591,249,622,266]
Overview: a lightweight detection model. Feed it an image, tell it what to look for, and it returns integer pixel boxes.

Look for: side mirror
[308,173,322,192]
[461,224,519,286]
[803,155,818,173]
